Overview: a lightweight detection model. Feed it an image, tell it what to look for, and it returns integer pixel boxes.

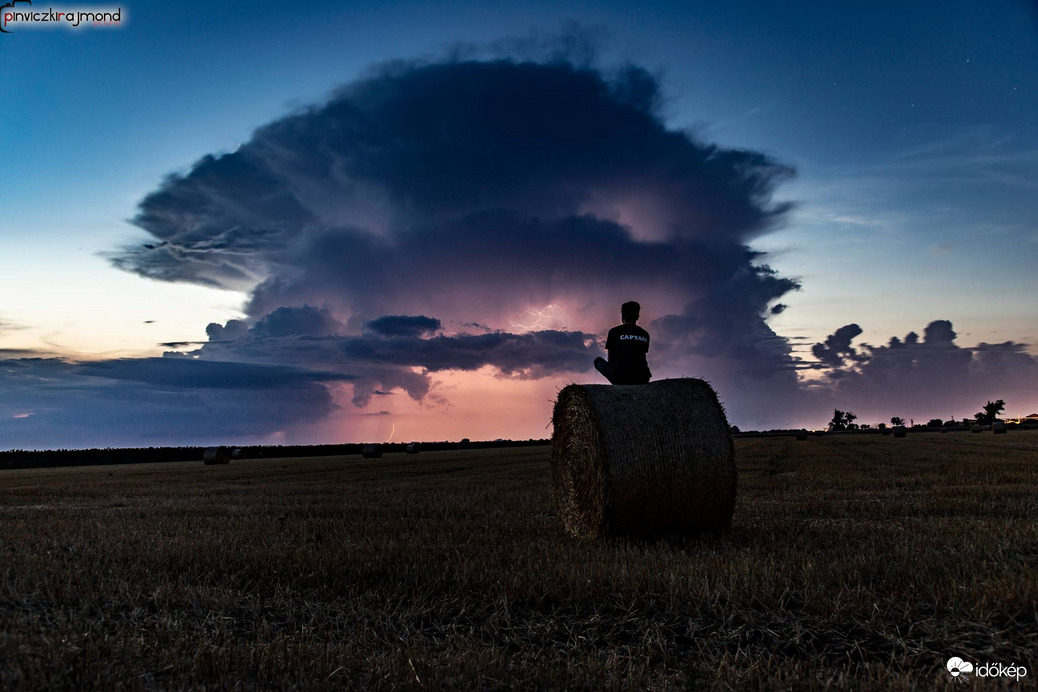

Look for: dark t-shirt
[605,323,651,384]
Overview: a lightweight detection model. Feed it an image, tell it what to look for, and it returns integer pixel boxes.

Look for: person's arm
[605,328,616,364]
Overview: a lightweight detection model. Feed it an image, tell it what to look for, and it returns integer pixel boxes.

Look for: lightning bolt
[386,423,395,443]
[509,304,568,332]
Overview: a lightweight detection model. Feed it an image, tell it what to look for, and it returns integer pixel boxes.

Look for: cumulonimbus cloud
[7,45,1032,447]
[105,53,803,420]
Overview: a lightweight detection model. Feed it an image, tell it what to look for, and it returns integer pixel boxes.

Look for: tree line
[828,400,1007,431]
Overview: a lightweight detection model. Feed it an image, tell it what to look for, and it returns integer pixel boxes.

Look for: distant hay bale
[230,448,248,460]
[795,429,808,441]
[992,422,1007,434]
[892,426,907,438]
[362,444,382,458]
[971,425,983,433]
[202,446,231,465]
[406,443,419,454]
[881,428,891,436]
[550,378,736,538]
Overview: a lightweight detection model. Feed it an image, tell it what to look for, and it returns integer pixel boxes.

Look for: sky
[2,0,1037,448]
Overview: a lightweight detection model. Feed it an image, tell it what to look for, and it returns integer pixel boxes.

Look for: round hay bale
[881,428,891,436]
[203,446,231,465]
[406,443,419,454]
[362,444,382,458]
[971,424,983,433]
[550,378,736,538]
[992,422,1007,434]
[230,448,248,460]
[795,429,808,441]
[892,426,907,438]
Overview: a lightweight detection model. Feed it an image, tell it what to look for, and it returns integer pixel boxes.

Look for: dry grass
[1,433,1036,690]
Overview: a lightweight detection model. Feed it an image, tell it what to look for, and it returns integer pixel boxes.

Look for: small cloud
[252,305,343,337]
[0,318,27,334]
[206,319,249,342]
[365,315,442,337]
[811,324,863,367]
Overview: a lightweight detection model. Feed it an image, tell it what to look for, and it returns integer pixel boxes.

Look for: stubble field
[1,432,1035,690]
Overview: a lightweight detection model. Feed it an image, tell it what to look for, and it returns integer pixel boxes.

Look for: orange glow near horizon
[309,368,578,444]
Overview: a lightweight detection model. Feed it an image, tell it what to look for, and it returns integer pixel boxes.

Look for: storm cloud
[0,357,348,449]
[111,54,800,413]
[186,305,599,406]
[814,320,1038,422]
[0,47,820,448]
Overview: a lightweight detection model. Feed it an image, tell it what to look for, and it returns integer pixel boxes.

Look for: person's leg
[594,357,616,384]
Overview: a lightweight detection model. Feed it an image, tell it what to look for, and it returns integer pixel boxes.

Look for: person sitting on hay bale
[594,301,652,385]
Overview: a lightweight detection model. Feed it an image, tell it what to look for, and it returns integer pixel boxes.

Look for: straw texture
[551,378,736,538]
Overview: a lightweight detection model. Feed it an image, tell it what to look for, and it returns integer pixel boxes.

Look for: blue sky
[2,0,1037,447]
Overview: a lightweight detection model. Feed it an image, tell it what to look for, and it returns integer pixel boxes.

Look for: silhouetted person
[594,301,651,385]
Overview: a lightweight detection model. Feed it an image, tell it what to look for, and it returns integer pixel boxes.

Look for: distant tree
[927,418,943,428]
[828,409,857,431]
[877,423,887,430]
[730,425,741,434]
[860,423,871,430]
[975,399,1006,425]
[890,416,905,427]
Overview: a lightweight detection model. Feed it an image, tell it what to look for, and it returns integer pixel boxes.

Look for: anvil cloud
[106,55,804,430]
[6,53,1032,448]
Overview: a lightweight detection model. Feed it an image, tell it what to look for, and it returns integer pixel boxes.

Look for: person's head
[621,301,640,324]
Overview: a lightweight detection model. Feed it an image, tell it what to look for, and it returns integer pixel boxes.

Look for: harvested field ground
[1,432,1036,690]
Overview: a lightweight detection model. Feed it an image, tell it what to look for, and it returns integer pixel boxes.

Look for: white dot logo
[947,657,974,678]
